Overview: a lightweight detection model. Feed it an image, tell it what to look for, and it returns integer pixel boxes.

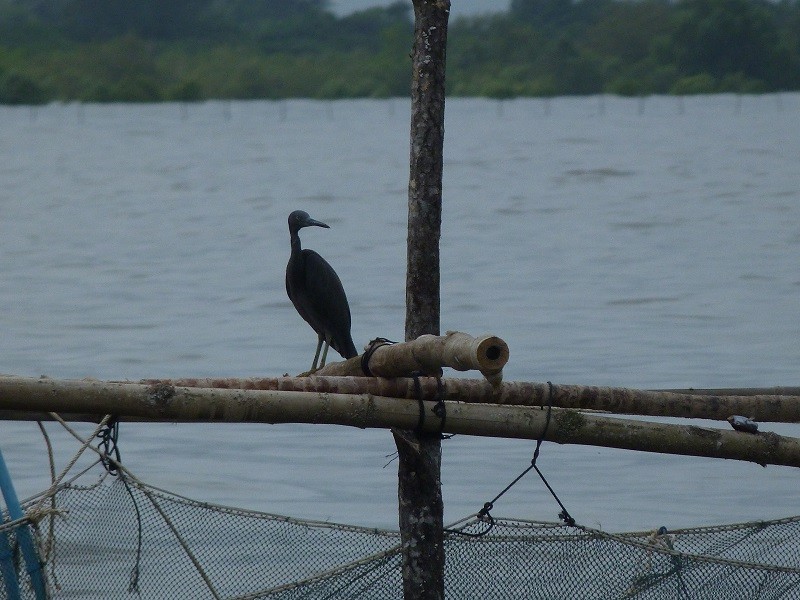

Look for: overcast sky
[329,0,510,17]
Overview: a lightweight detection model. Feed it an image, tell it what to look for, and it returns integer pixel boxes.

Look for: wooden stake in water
[398,1,450,598]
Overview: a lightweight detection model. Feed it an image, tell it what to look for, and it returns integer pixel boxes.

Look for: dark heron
[286,210,358,370]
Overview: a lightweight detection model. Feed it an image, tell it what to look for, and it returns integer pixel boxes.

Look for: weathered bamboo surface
[1,375,799,468]
[133,376,800,423]
[313,331,509,382]
[655,387,800,397]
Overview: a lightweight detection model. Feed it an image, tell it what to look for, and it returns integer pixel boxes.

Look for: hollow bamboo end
[475,336,510,371]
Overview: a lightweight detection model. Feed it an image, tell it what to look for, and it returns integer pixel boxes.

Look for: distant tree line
[1,0,799,103]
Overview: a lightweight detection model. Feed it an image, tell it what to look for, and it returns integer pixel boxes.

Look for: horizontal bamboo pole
[655,387,800,397]
[314,331,509,382]
[0,376,799,468]
[136,376,800,423]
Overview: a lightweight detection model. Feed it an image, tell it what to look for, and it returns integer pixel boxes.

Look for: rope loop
[445,502,496,538]
[360,337,396,376]
[96,417,121,476]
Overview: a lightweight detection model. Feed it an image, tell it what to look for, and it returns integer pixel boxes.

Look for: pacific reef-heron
[286,210,358,370]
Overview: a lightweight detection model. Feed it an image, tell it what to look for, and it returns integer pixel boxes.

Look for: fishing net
[2,418,800,599]
[3,468,800,599]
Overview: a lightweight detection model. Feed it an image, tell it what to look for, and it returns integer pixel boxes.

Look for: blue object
[0,520,22,600]
[0,448,47,599]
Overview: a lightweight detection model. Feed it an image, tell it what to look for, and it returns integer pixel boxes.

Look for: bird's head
[288,210,330,234]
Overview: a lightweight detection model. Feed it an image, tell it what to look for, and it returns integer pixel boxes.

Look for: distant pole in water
[285,210,357,371]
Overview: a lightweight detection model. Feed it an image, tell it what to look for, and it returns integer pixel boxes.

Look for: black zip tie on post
[97,417,121,476]
[360,337,396,376]
[456,382,576,538]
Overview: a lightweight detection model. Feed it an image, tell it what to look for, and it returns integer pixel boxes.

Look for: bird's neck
[290,232,302,254]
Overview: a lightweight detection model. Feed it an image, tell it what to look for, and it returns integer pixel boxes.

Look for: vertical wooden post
[396,1,449,599]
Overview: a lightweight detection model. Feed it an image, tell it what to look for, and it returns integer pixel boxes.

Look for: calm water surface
[1,95,799,532]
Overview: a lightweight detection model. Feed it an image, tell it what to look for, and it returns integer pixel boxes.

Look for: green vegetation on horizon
[1,0,799,104]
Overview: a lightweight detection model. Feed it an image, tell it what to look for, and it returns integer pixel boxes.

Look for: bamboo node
[147,383,175,407]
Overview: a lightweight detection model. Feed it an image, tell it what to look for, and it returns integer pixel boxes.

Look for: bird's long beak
[306,217,330,229]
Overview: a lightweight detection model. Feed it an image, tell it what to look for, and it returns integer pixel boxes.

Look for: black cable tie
[360,337,396,376]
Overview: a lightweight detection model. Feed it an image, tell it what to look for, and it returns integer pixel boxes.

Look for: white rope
[27,416,223,600]
[26,413,111,517]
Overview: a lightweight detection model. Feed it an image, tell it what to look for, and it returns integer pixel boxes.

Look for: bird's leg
[311,334,324,371]
[319,338,330,369]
